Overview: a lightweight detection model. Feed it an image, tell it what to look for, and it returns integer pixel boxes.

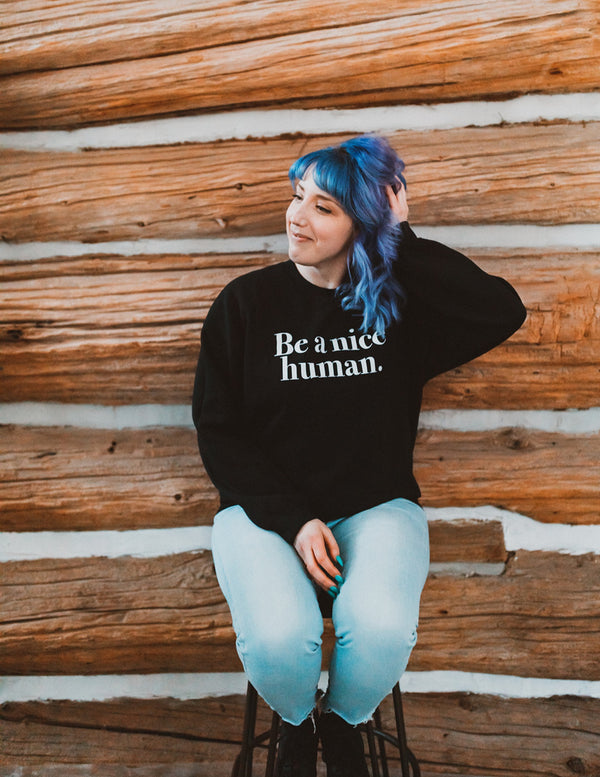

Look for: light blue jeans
[211,498,429,725]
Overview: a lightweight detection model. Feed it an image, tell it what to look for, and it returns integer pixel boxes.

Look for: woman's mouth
[290,229,311,242]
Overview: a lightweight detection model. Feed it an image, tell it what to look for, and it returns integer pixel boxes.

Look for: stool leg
[364,720,381,777]
[392,684,411,777]
[234,682,258,777]
[265,710,280,777]
[373,707,390,777]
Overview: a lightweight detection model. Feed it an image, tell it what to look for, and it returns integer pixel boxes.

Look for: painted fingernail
[335,575,343,584]
[336,556,344,567]
[327,589,337,599]
[329,585,339,596]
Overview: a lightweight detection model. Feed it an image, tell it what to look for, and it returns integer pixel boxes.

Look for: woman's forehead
[297,170,342,205]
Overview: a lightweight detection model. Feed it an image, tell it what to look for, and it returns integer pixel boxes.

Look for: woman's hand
[386,179,409,224]
[293,519,343,597]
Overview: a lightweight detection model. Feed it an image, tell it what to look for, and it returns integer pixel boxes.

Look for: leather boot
[318,711,370,777]
[275,714,318,777]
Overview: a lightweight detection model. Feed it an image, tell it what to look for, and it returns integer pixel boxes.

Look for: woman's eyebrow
[297,181,338,204]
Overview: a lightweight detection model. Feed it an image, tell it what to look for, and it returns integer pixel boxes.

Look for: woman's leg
[211,505,324,725]
[322,498,430,724]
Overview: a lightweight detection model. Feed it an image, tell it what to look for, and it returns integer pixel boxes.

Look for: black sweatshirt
[192,223,526,544]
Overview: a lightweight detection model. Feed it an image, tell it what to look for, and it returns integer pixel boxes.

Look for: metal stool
[231,590,420,776]
[232,679,420,777]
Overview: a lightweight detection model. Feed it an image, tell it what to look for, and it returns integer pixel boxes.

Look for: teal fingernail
[335,575,343,584]
[336,556,344,567]
[327,589,336,599]
[329,585,339,595]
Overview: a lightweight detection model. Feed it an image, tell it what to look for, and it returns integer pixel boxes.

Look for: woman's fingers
[294,519,344,595]
[386,181,409,224]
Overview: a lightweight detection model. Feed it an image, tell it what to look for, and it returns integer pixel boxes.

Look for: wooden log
[0,551,237,675]
[0,253,273,405]
[0,1,598,128]
[1,425,598,532]
[0,426,220,531]
[1,693,599,776]
[1,249,598,409]
[1,123,599,244]
[415,427,600,524]
[0,550,598,678]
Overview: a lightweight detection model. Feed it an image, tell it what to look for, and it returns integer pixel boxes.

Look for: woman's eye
[292,194,302,201]
[317,205,332,214]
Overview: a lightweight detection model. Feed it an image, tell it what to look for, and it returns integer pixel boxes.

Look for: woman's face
[286,171,355,287]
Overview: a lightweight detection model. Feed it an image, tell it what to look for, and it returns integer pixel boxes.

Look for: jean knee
[240,609,322,669]
[336,597,419,658]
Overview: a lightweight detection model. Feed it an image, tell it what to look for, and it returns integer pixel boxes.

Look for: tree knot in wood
[107,441,117,453]
[500,428,530,451]
[459,695,478,712]
[566,756,586,774]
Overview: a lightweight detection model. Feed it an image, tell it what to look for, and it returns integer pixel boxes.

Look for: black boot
[318,711,370,777]
[275,715,318,777]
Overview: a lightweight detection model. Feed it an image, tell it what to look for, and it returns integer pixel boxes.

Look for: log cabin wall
[1,1,599,774]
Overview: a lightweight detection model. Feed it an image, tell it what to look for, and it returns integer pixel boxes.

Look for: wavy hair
[288,134,407,335]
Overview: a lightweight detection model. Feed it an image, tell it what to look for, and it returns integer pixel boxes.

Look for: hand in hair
[294,519,343,595]
[386,180,409,224]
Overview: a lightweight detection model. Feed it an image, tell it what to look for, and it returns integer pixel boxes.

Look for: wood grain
[415,427,600,523]
[2,249,598,408]
[1,123,599,244]
[1,693,599,776]
[1,425,598,532]
[0,253,273,405]
[1,1,597,128]
[1,550,598,678]
[0,426,219,531]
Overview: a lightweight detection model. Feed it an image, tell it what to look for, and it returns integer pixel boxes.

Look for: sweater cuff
[397,220,418,244]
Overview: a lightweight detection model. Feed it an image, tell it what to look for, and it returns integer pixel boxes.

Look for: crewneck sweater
[192,223,526,544]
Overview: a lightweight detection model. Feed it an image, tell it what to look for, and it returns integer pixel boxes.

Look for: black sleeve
[396,222,527,381]
[192,286,314,545]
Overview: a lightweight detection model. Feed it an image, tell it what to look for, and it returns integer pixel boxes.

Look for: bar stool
[231,592,420,776]
[231,679,420,777]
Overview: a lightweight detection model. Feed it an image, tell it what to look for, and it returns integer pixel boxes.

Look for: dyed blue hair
[288,134,407,335]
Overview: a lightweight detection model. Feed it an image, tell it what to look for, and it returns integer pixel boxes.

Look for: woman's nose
[291,201,309,225]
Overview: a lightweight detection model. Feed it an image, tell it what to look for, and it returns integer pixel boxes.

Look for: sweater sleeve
[396,222,527,381]
[192,285,315,545]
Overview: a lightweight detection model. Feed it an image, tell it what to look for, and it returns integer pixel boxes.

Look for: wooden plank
[415,427,600,524]
[0,696,254,773]
[0,426,220,531]
[0,253,273,405]
[1,425,598,532]
[382,693,600,777]
[1,693,599,776]
[1,123,599,243]
[1,249,598,409]
[0,1,598,128]
[428,519,506,563]
[0,551,598,678]
[0,551,238,675]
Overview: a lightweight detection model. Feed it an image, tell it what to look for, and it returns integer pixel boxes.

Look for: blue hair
[288,135,406,336]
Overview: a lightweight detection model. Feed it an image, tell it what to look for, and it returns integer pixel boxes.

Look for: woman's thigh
[211,505,323,651]
[330,498,430,637]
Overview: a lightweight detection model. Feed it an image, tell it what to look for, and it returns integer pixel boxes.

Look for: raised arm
[387,184,526,380]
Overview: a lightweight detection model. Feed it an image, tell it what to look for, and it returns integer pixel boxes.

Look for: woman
[193,135,526,777]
